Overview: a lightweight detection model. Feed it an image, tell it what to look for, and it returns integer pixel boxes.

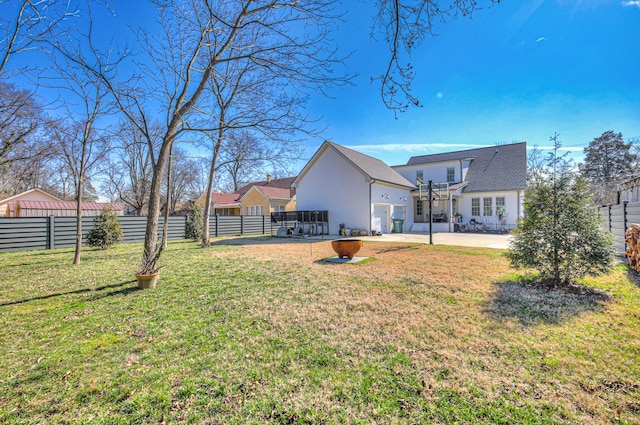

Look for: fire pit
[331,239,363,260]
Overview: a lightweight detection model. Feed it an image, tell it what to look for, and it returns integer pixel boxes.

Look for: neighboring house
[240,185,296,216]
[0,189,64,217]
[618,176,640,203]
[195,175,297,216]
[236,175,296,215]
[12,201,124,217]
[292,141,416,234]
[195,192,241,216]
[293,141,526,234]
[393,142,527,232]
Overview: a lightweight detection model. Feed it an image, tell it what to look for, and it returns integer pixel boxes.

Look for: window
[273,205,284,213]
[245,206,250,215]
[259,206,265,216]
[447,167,455,183]
[416,199,423,216]
[416,170,424,185]
[471,198,480,216]
[483,197,493,217]
[496,197,506,221]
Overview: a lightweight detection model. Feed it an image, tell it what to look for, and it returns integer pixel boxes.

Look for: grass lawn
[0,237,639,424]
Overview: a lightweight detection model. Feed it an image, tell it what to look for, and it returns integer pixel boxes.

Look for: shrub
[185,204,204,241]
[87,208,123,250]
[507,136,614,285]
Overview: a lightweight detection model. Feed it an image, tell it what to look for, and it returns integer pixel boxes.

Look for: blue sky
[5,0,637,173]
[304,0,640,167]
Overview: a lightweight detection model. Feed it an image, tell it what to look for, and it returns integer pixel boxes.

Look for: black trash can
[392,218,404,233]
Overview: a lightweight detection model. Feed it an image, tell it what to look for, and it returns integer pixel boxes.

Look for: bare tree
[0,82,59,197]
[46,10,114,265]
[527,144,546,182]
[105,120,160,215]
[165,147,201,214]
[373,0,499,113]
[0,0,78,77]
[65,0,346,275]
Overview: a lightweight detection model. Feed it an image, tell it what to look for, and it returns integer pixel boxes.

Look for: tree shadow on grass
[0,280,136,307]
[485,278,611,326]
[626,267,640,289]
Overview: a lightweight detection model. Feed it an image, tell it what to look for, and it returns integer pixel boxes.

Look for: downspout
[369,179,375,235]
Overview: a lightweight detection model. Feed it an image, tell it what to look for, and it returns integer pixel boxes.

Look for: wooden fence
[599,201,640,254]
[0,215,271,253]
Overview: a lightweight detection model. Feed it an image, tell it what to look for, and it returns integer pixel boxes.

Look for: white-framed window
[259,206,265,216]
[273,205,284,213]
[496,197,505,210]
[483,197,493,217]
[447,167,455,183]
[471,198,480,216]
[245,206,250,215]
[416,170,424,185]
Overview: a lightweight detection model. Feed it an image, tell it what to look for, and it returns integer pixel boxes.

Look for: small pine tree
[507,135,615,285]
[185,204,204,241]
[87,208,123,250]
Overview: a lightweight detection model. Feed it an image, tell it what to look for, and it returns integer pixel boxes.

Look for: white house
[393,142,527,232]
[292,141,415,235]
[293,141,527,234]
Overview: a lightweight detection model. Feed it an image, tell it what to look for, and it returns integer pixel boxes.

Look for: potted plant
[454,212,463,223]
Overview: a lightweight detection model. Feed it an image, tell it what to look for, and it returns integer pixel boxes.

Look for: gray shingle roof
[327,142,416,189]
[406,142,527,192]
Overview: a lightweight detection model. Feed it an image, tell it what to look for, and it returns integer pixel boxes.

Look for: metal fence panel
[599,202,640,254]
[0,215,270,253]
[0,217,49,252]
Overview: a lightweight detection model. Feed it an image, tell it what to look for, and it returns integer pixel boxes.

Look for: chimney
[266,174,272,182]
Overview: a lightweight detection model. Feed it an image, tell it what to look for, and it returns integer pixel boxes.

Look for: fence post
[48,215,55,250]
[215,214,219,237]
[240,215,244,235]
[263,215,266,235]
[623,201,628,252]
[608,205,612,232]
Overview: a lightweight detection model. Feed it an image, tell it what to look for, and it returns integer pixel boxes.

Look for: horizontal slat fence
[0,215,270,253]
[599,201,640,254]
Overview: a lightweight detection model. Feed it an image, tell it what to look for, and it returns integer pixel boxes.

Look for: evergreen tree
[185,204,204,242]
[581,130,636,205]
[87,208,123,250]
[508,135,614,285]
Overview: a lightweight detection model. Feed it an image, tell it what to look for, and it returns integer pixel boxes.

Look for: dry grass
[215,236,640,424]
[0,236,638,424]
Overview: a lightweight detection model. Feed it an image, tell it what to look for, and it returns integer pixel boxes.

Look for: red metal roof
[17,200,124,210]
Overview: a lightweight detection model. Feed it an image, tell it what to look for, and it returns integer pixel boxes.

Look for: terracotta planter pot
[331,239,363,260]
[136,272,160,289]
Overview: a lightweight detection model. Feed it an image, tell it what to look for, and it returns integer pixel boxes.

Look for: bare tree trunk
[202,130,223,248]
[161,145,172,251]
[73,165,84,265]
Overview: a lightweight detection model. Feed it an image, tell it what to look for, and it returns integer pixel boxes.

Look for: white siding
[394,160,467,185]
[457,191,521,229]
[295,147,371,234]
[295,147,415,234]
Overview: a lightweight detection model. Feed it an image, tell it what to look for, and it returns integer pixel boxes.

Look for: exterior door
[373,204,388,233]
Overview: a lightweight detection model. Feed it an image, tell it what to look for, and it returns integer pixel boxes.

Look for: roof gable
[240,185,293,201]
[405,143,527,192]
[0,188,64,204]
[294,141,415,189]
